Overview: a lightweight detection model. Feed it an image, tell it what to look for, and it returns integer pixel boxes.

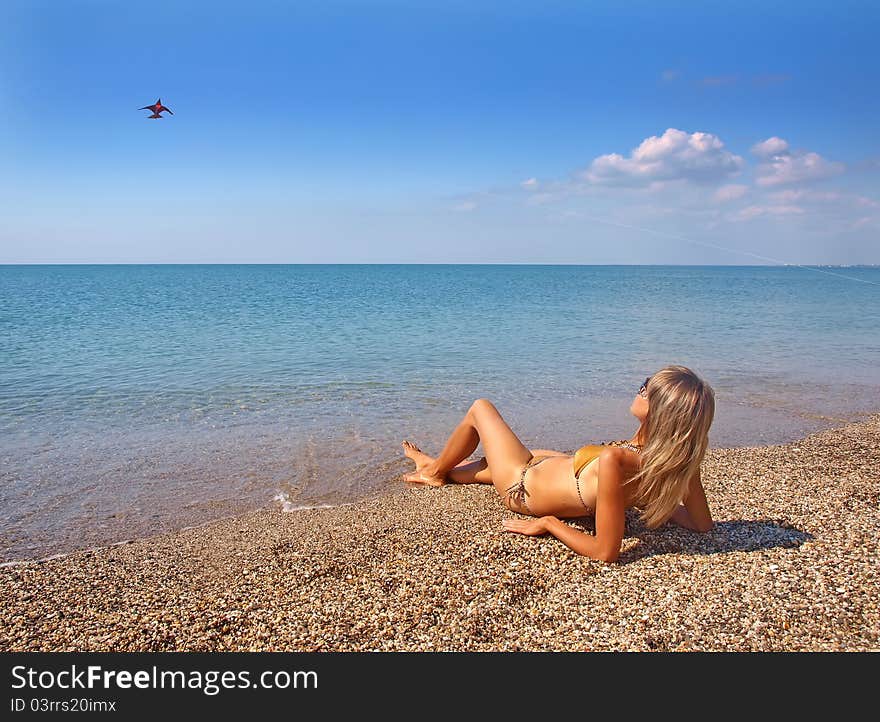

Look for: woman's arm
[667,468,714,532]
[503,447,626,563]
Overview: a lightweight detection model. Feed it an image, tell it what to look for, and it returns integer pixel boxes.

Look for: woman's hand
[502,516,551,536]
[503,450,626,562]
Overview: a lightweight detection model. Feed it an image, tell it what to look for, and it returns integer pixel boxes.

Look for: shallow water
[1,263,878,561]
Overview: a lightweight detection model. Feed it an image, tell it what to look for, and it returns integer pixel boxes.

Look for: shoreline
[1,404,872,568]
[3,368,878,564]
[1,412,878,651]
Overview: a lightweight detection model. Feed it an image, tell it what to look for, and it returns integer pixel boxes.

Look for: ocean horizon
[2,263,878,562]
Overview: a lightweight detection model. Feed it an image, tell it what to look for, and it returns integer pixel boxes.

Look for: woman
[401,365,715,563]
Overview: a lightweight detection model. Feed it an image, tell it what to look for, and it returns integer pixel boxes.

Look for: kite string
[578,213,879,286]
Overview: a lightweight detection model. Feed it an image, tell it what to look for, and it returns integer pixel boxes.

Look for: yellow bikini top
[573,440,643,478]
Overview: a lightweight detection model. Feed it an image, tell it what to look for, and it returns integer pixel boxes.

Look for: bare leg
[405,447,566,485]
[402,440,487,483]
[448,448,567,483]
[400,410,479,486]
[402,441,491,485]
[401,399,534,498]
[448,458,492,484]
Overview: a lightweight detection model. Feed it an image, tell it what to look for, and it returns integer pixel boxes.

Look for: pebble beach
[1,413,878,652]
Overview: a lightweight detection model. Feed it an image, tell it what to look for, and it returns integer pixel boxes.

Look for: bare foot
[401,440,446,487]
[402,471,446,487]
[402,440,433,467]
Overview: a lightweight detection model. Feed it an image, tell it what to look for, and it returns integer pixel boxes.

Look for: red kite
[140,98,173,119]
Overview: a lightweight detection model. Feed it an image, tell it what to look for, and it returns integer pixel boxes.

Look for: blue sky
[1,0,878,264]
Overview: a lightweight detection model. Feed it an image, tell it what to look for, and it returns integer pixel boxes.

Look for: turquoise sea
[1,264,878,562]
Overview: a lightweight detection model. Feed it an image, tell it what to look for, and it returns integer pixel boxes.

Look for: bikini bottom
[504,455,552,515]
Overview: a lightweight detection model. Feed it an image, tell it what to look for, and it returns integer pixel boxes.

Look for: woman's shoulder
[604,440,643,473]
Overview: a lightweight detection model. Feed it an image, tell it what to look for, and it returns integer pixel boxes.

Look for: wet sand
[1,413,878,651]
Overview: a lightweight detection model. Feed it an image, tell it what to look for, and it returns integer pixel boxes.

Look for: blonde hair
[623,365,715,528]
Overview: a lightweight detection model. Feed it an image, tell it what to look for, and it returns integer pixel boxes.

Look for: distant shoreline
[2,262,879,267]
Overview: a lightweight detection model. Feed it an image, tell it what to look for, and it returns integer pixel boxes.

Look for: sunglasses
[638,376,651,398]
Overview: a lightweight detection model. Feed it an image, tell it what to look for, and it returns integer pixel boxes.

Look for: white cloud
[724,188,880,231]
[731,204,805,222]
[582,128,745,187]
[850,216,878,230]
[714,184,749,203]
[751,137,789,158]
[645,179,689,193]
[767,189,841,203]
[756,151,845,186]
[508,131,869,239]
[764,189,880,224]
[452,201,477,212]
[750,137,845,187]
